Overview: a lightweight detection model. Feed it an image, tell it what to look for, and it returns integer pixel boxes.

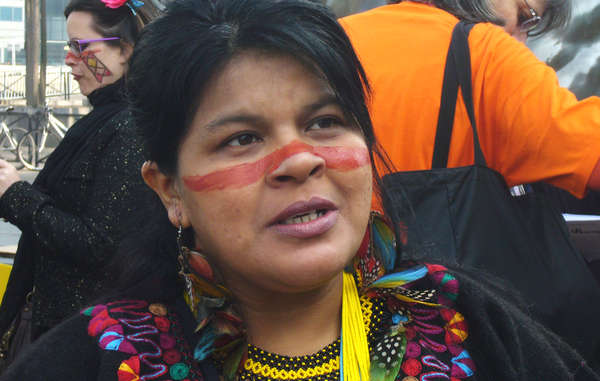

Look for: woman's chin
[257,260,348,294]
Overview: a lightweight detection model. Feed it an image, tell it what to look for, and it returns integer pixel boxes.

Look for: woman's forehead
[190,52,338,128]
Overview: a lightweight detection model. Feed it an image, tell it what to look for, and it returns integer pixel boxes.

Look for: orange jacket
[341,2,600,198]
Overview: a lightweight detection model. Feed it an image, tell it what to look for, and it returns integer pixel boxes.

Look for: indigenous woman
[1,0,598,379]
[0,0,157,366]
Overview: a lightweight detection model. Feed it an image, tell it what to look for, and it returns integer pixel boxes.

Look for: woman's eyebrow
[299,94,340,118]
[203,114,266,133]
[201,94,340,133]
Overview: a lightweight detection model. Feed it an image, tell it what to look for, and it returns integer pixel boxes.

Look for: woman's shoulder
[2,299,213,380]
[365,264,475,380]
[102,109,136,137]
[79,299,208,380]
[468,21,548,77]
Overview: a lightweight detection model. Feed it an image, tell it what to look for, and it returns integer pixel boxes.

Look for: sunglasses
[66,37,120,55]
[518,0,542,34]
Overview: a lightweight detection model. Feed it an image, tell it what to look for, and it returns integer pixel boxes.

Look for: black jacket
[0,100,155,338]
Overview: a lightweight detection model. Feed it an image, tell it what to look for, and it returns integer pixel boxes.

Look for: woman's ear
[120,42,134,64]
[141,161,190,228]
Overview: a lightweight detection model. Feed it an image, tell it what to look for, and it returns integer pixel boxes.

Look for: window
[0,7,10,21]
[0,7,23,22]
[13,7,22,21]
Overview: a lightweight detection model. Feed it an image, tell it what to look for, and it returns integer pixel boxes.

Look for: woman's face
[65,11,131,96]
[157,52,372,296]
[492,0,546,42]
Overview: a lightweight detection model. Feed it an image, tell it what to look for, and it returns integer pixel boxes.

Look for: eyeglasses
[518,0,542,34]
[66,37,120,55]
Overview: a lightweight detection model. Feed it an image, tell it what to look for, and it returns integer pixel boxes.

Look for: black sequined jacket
[0,107,154,338]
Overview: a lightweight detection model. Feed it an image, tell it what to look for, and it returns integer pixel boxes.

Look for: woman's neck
[232,273,343,357]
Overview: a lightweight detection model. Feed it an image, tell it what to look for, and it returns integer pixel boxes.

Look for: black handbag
[382,21,600,363]
[0,291,33,373]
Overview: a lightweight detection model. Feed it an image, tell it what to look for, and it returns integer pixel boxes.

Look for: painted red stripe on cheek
[315,146,370,170]
[182,141,368,192]
[182,141,312,192]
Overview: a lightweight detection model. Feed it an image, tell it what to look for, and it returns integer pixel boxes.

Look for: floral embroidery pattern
[81,301,203,381]
[386,265,475,380]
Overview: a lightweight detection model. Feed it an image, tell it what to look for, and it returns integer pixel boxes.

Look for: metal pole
[40,0,47,105]
[25,0,42,107]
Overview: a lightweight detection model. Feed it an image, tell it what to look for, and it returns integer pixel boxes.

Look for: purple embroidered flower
[99,324,137,354]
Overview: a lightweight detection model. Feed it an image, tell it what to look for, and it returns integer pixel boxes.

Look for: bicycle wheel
[0,127,27,169]
[17,129,61,171]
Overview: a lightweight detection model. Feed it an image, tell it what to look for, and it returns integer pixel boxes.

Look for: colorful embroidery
[357,215,475,380]
[82,301,203,381]
[82,214,474,381]
[118,356,141,381]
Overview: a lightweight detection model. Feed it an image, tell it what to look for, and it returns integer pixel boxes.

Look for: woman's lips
[72,73,82,81]
[269,197,338,238]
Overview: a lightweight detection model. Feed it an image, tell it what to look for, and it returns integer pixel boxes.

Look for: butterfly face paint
[65,50,112,83]
[80,50,113,83]
[182,140,369,192]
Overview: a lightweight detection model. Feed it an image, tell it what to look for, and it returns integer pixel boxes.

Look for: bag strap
[432,21,487,168]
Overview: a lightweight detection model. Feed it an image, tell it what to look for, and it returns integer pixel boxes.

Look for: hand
[0,159,21,197]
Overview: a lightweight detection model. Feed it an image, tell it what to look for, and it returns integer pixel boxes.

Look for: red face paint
[66,50,111,83]
[65,51,82,62]
[183,140,369,192]
[81,50,112,82]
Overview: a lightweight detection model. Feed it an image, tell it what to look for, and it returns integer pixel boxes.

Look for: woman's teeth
[281,210,326,225]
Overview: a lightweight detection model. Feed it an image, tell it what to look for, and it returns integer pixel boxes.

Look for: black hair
[64,0,159,49]
[119,0,598,379]
[123,0,395,301]
[388,0,571,36]
[128,0,392,198]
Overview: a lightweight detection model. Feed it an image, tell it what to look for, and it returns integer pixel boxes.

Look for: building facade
[0,0,69,66]
[0,0,23,65]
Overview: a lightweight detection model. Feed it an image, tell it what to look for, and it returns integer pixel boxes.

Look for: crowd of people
[0,0,598,379]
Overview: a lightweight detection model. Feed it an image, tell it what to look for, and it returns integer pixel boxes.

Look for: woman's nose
[265,149,326,187]
[64,51,78,66]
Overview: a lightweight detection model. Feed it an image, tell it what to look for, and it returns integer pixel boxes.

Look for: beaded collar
[238,294,389,381]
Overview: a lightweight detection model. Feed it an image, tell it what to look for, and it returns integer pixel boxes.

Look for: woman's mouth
[72,73,83,81]
[270,197,338,238]
[280,209,327,225]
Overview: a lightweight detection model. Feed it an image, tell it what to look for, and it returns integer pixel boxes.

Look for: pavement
[0,169,38,264]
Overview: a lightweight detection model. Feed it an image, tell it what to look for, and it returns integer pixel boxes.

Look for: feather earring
[177,224,196,312]
[176,225,230,330]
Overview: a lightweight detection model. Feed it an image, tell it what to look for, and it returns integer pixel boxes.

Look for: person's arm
[470,24,600,198]
[0,114,154,268]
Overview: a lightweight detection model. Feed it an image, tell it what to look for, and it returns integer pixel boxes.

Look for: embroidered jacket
[0,263,474,381]
[2,215,596,380]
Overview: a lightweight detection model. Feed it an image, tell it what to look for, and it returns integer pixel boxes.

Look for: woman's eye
[308,117,343,130]
[226,133,260,147]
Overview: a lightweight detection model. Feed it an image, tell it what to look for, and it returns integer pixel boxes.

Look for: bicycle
[17,106,69,171]
[0,106,27,170]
